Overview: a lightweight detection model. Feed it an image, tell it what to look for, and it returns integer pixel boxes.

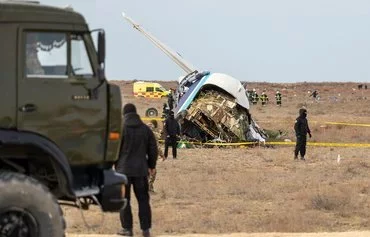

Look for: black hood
[300,113,307,118]
[123,113,143,127]
[299,108,307,118]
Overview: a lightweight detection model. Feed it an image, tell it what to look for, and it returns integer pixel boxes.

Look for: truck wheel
[145,108,158,117]
[0,171,65,237]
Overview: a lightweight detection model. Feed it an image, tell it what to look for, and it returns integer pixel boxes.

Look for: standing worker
[260,92,269,106]
[247,90,253,103]
[251,89,259,105]
[164,110,180,159]
[147,119,165,193]
[161,103,170,119]
[167,91,174,111]
[309,90,319,101]
[294,108,312,161]
[116,103,158,237]
[275,90,282,106]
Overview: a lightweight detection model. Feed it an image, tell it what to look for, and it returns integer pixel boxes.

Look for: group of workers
[247,88,282,106]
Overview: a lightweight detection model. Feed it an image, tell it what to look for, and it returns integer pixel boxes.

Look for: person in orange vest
[251,89,259,105]
[275,90,282,106]
[260,92,269,106]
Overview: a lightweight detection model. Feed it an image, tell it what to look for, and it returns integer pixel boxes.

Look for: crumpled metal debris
[174,72,267,143]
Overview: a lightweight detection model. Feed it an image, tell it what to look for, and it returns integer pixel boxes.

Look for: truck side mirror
[97,31,105,66]
[92,29,106,80]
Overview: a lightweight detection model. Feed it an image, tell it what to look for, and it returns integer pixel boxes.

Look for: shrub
[310,192,349,211]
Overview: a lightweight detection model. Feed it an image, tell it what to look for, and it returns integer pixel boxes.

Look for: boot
[117,228,133,236]
[142,229,151,237]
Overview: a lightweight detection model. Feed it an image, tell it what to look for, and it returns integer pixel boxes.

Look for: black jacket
[116,113,158,177]
[294,115,311,137]
[164,116,180,138]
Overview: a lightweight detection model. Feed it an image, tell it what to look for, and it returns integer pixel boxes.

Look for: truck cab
[0,1,127,230]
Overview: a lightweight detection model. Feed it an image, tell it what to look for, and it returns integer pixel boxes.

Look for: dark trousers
[164,136,177,158]
[120,176,151,230]
[295,135,307,158]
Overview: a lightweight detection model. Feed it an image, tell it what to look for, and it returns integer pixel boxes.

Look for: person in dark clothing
[310,90,319,101]
[294,108,312,161]
[161,103,170,119]
[310,90,318,98]
[163,110,180,159]
[116,103,158,237]
[167,92,174,111]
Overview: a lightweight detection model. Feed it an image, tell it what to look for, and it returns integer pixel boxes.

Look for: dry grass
[64,147,370,235]
[64,82,370,236]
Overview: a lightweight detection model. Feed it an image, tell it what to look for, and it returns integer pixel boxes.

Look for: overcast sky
[40,0,370,83]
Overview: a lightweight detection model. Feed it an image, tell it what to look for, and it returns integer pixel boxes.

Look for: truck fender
[0,129,75,198]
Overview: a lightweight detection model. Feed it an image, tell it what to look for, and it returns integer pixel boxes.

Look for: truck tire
[0,171,65,237]
[145,107,158,117]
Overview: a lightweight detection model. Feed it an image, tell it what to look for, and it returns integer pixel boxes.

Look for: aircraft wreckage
[121,13,267,143]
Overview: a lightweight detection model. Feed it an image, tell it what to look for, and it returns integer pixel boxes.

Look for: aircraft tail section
[121,12,196,74]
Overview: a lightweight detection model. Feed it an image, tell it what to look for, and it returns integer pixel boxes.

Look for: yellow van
[133,81,170,98]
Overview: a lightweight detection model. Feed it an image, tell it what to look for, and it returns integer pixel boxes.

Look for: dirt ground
[67,231,370,237]
[64,81,370,236]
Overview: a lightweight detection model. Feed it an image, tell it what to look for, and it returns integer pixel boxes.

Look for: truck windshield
[25,32,94,79]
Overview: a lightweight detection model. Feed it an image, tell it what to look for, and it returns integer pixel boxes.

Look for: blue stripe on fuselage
[174,80,200,114]
[177,74,211,113]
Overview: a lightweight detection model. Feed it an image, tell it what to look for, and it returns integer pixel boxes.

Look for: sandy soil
[67,231,370,237]
[65,82,370,237]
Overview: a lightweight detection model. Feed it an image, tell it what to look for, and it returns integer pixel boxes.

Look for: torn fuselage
[174,71,266,143]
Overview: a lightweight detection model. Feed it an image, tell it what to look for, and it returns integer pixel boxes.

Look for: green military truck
[0,1,127,236]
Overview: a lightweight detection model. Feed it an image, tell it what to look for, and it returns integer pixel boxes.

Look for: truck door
[0,24,17,129]
[17,28,108,165]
